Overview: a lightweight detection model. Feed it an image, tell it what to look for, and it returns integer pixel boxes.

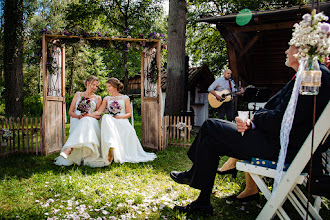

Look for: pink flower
[321,23,330,33]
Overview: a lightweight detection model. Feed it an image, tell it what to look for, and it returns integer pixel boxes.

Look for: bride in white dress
[54,76,102,167]
[88,77,156,165]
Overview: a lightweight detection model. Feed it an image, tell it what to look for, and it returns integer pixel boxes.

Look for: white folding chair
[237,101,330,220]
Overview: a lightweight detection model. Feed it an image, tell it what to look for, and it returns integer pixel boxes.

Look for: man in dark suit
[170,45,330,215]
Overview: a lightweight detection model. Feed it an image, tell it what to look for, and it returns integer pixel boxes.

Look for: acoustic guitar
[208,89,241,108]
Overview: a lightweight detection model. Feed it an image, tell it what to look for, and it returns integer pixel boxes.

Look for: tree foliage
[186,0,306,76]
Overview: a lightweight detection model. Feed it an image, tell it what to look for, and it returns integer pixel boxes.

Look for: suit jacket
[253,64,330,162]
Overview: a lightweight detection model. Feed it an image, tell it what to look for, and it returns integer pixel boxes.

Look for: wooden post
[42,34,47,155]
[40,115,43,154]
[157,41,162,151]
[188,116,191,144]
[26,117,29,153]
[22,117,25,152]
[5,118,8,155]
[17,118,20,152]
[35,118,38,155]
[30,118,33,152]
[12,118,15,153]
[61,45,66,146]
[140,51,145,145]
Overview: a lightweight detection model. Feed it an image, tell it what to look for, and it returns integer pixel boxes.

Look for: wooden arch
[41,34,162,155]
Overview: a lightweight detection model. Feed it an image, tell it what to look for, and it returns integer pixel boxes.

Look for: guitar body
[208,90,232,108]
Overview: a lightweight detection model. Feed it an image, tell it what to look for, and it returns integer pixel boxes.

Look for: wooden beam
[227,21,296,33]
[43,34,161,43]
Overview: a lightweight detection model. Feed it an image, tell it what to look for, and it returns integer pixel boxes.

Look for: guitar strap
[228,79,232,93]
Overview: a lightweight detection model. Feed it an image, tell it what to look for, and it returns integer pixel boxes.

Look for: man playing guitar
[208,69,244,121]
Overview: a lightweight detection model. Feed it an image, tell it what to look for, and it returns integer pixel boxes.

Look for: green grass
[0,121,329,219]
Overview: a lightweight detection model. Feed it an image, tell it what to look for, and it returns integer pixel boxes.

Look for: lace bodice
[104,95,129,116]
[74,92,101,115]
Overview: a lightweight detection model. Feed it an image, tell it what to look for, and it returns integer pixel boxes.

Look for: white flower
[289,10,330,59]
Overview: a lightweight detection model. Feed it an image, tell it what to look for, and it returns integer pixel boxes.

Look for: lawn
[0,121,329,219]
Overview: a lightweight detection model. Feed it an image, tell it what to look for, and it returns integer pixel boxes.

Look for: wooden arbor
[41,34,162,155]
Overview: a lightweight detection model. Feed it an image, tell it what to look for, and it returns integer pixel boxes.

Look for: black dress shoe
[170,170,192,185]
[174,201,213,215]
[216,168,238,178]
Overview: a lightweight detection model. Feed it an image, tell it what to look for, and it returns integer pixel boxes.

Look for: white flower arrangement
[1,129,11,141]
[176,122,186,130]
[289,9,330,59]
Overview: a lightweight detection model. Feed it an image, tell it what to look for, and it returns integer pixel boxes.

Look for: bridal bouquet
[109,101,121,116]
[77,96,91,114]
[289,9,330,59]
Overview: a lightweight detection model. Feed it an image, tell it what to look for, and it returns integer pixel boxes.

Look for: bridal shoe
[60,152,69,159]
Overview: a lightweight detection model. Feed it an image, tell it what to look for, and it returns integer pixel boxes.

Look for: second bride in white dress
[89,77,156,165]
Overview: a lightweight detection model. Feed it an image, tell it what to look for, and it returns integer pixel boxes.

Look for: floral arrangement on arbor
[108,101,121,116]
[41,27,167,51]
[77,97,91,114]
[289,9,330,59]
[147,58,159,84]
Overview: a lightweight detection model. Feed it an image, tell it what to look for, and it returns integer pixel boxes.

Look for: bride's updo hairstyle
[107,77,124,92]
[85,75,99,86]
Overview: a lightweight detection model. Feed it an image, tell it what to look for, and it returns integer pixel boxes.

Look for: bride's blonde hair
[107,77,124,91]
[85,75,99,86]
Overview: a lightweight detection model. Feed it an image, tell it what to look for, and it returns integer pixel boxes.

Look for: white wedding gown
[99,95,156,165]
[54,92,101,167]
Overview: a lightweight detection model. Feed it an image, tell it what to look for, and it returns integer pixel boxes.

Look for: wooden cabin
[128,65,215,126]
[198,3,330,95]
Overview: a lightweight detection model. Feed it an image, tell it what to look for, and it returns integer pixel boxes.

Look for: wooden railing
[0,117,43,157]
[162,115,192,149]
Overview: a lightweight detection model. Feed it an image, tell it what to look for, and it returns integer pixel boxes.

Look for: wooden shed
[198,2,330,94]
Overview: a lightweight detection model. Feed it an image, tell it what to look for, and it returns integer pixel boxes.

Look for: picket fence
[0,115,192,156]
[162,115,192,149]
[0,117,43,157]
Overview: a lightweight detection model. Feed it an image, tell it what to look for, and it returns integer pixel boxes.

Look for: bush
[24,96,43,117]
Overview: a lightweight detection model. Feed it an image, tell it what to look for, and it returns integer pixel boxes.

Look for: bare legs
[219,157,259,198]
[218,157,238,171]
[237,172,259,198]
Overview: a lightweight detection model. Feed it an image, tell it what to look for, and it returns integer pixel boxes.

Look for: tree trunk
[3,0,24,117]
[165,0,187,116]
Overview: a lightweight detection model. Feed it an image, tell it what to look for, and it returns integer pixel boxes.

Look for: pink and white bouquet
[77,96,91,114]
[108,101,121,116]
